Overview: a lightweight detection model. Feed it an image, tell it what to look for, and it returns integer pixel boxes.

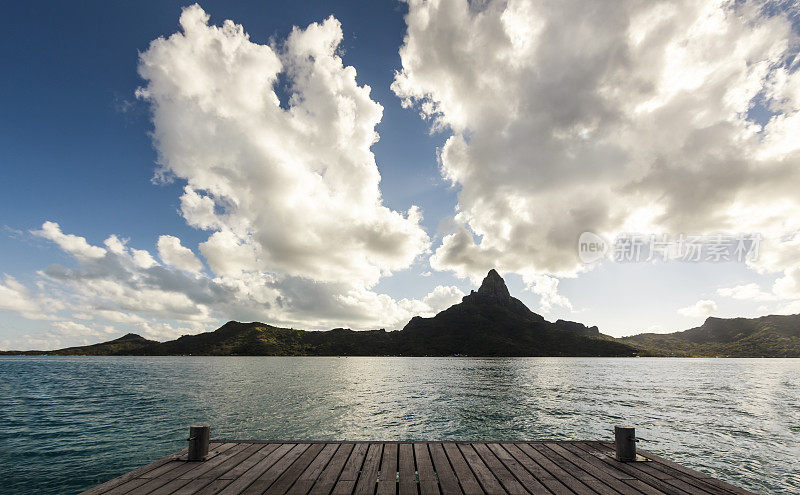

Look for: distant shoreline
[5,271,800,358]
[2,353,797,358]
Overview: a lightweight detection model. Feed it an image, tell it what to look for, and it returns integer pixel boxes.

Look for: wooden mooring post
[187,424,210,461]
[614,425,637,462]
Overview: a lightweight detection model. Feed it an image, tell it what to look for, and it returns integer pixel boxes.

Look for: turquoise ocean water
[1,356,798,494]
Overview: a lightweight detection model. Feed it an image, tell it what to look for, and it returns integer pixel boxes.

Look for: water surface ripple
[1,357,798,494]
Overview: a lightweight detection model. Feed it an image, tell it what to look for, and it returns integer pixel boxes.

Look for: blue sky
[0,1,445,275]
[2,0,800,349]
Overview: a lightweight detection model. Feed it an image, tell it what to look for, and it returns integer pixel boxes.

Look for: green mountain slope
[621,314,800,357]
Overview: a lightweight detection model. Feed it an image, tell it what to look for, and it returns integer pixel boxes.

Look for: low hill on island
[2,270,637,357]
[0,333,157,356]
[621,314,800,357]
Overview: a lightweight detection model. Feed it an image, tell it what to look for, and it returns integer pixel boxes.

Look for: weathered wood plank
[308,443,354,495]
[102,477,153,495]
[353,443,383,495]
[554,443,665,495]
[287,443,340,495]
[442,443,483,494]
[398,443,417,495]
[125,476,189,495]
[456,443,504,493]
[572,442,693,495]
[377,442,398,495]
[178,443,253,480]
[485,443,550,494]
[416,443,444,495]
[339,443,370,481]
[331,442,369,495]
[591,442,728,495]
[216,443,296,495]
[169,470,235,495]
[531,442,618,495]
[156,444,244,495]
[517,443,596,495]
[471,443,527,495]
[266,443,326,495]
[194,443,267,481]
[548,442,663,495]
[558,443,636,481]
[160,443,243,483]
[191,479,235,495]
[109,458,200,495]
[128,461,180,483]
[241,443,311,495]
[79,440,755,495]
[220,444,280,480]
[630,446,750,495]
[147,475,216,495]
[503,443,575,495]
[80,445,199,495]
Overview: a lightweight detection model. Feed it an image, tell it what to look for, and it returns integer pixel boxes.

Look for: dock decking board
[79,441,754,495]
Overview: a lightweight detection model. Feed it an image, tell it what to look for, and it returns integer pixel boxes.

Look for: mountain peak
[476,269,510,300]
[460,268,532,311]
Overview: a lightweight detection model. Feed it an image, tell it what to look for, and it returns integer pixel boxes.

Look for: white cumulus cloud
[717,282,776,301]
[0,275,40,314]
[524,273,573,312]
[394,0,800,296]
[678,299,719,318]
[33,221,106,260]
[157,235,204,273]
[136,4,430,287]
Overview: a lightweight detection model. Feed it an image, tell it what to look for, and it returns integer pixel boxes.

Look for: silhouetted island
[4,270,800,357]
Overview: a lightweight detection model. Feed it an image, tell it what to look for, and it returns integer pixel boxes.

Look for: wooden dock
[80,440,752,495]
